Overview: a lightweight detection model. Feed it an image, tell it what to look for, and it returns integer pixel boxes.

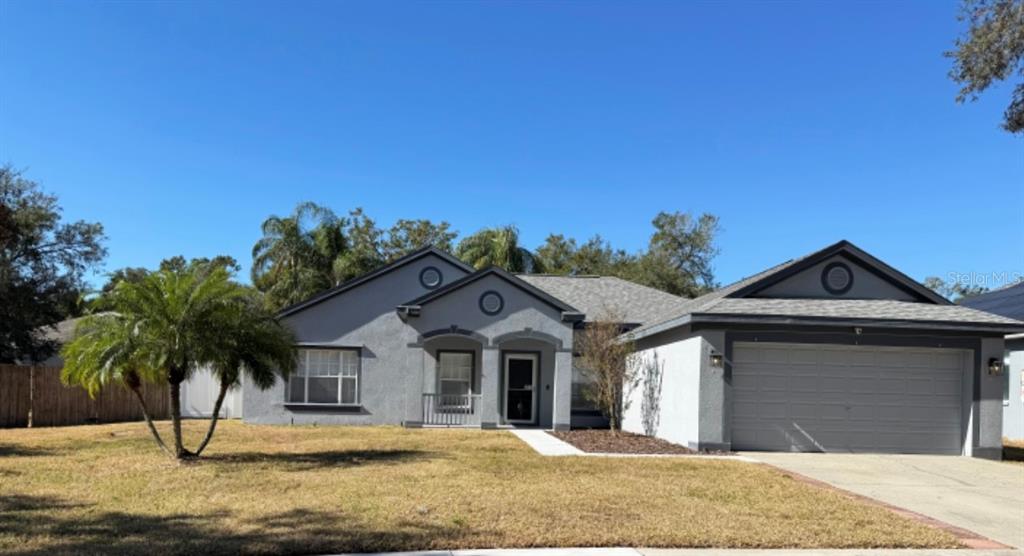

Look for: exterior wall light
[988,358,1004,376]
[709,352,724,368]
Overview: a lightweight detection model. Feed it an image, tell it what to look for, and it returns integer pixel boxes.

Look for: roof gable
[277,246,474,318]
[727,240,949,305]
[399,267,583,322]
[621,240,1015,341]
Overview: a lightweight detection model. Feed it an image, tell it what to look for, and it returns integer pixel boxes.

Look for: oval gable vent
[479,291,504,315]
[419,266,443,289]
[821,262,854,295]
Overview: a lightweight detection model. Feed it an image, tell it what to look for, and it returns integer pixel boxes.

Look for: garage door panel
[756,402,789,419]
[789,348,820,364]
[935,352,964,370]
[731,343,966,455]
[759,349,791,364]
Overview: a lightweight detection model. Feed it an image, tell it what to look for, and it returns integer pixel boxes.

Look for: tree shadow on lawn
[201,448,437,471]
[0,444,57,458]
[0,493,479,556]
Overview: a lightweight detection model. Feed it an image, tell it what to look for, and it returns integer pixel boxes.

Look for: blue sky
[2,1,1021,291]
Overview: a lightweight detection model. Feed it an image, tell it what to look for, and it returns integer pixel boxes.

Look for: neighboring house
[962,282,1024,441]
[620,241,1024,459]
[39,315,242,419]
[244,245,688,430]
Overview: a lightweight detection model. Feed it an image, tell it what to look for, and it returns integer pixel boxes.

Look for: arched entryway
[415,329,487,426]
[492,329,569,429]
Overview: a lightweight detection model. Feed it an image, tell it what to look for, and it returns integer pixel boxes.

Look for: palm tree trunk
[193,379,229,457]
[125,371,172,456]
[130,383,173,456]
[168,379,192,459]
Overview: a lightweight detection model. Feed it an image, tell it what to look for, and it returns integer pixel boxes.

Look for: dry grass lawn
[0,421,959,555]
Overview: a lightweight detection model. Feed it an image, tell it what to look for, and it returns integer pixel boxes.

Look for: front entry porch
[407,329,574,430]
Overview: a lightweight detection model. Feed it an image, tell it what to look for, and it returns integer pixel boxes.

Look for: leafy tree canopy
[637,212,720,298]
[252,204,721,311]
[924,275,991,303]
[455,225,540,273]
[94,256,241,312]
[383,219,457,262]
[0,166,106,363]
[947,0,1024,132]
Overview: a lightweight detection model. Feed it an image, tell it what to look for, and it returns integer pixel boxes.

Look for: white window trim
[287,348,361,407]
[437,351,474,409]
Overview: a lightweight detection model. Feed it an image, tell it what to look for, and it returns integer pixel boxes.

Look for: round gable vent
[821,262,854,295]
[419,266,443,289]
[479,291,504,315]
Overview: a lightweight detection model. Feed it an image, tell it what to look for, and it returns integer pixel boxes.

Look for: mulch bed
[550,429,731,455]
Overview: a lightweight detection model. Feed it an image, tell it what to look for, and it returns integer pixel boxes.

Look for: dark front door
[504,353,537,424]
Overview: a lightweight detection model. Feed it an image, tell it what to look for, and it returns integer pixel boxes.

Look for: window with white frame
[437,351,473,406]
[288,348,360,405]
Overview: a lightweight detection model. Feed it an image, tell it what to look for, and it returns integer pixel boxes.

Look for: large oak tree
[948,0,1024,132]
[0,166,106,363]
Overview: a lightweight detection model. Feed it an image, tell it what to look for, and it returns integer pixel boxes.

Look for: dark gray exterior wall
[977,336,1007,457]
[754,255,919,301]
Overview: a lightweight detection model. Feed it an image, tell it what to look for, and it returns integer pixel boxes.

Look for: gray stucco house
[620,241,1023,459]
[243,240,1023,458]
[243,245,685,430]
[962,282,1024,441]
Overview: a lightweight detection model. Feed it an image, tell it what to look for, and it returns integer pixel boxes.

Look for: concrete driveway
[747,453,1024,549]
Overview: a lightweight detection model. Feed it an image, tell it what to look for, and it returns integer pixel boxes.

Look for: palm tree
[61,313,172,455]
[61,265,297,459]
[251,202,342,310]
[455,225,541,273]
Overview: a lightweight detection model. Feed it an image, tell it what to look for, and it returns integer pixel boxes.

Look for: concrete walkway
[334,548,1022,556]
[749,453,1024,549]
[509,429,583,456]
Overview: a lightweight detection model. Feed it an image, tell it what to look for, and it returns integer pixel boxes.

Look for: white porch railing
[421,394,482,427]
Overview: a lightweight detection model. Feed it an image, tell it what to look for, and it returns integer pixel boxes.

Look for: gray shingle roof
[961,281,1024,321]
[517,274,691,326]
[670,257,804,316]
[40,315,90,345]
[698,298,1024,325]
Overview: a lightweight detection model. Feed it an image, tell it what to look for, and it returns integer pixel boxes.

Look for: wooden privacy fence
[0,364,169,428]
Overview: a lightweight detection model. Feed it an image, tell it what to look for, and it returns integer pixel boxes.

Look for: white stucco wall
[1003,340,1024,441]
[622,332,703,448]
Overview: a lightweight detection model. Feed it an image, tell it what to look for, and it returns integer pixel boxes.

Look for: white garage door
[732,342,967,454]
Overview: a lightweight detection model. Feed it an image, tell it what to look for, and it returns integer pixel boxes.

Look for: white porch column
[552,349,573,430]
[480,347,500,428]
